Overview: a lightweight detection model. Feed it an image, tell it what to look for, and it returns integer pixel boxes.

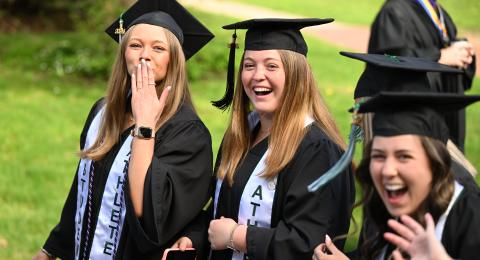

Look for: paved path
[180,0,480,77]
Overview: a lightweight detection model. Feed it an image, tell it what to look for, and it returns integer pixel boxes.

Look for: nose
[380,157,398,178]
[252,66,266,81]
[140,47,151,62]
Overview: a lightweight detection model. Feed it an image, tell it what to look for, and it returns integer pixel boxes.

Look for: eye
[397,153,412,161]
[153,45,167,52]
[129,43,141,48]
[267,63,279,70]
[371,153,385,161]
[243,63,255,70]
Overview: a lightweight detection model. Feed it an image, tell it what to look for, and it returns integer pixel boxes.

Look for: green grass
[231,0,480,32]
[1,7,479,259]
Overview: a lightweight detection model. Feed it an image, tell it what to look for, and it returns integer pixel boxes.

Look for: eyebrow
[243,57,281,62]
[129,37,167,44]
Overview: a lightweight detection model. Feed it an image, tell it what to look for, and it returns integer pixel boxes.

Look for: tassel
[115,13,126,42]
[308,102,365,192]
[212,30,238,110]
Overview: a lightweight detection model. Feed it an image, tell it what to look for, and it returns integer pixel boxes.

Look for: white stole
[75,106,132,260]
[213,112,314,260]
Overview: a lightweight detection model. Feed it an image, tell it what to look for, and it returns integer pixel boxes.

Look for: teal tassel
[308,124,363,192]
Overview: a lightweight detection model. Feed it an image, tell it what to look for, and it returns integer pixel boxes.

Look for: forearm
[128,137,154,217]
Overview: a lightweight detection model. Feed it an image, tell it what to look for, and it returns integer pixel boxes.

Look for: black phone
[162,248,196,260]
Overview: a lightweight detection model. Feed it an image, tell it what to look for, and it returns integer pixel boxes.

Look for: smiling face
[370,135,433,217]
[124,24,170,82]
[241,50,286,116]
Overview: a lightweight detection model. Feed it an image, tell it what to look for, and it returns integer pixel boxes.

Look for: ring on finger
[148,82,156,86]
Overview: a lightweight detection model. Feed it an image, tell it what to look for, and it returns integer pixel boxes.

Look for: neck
[257,111,274,134]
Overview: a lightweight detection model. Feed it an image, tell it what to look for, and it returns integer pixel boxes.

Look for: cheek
[241,71,251,86]
[369,163,383,188]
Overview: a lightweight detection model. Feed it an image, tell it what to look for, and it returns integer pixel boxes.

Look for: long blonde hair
[217,50,346,185]
[81,25,192,160]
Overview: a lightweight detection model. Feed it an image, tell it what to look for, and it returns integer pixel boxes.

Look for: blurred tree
[0,0,134,32]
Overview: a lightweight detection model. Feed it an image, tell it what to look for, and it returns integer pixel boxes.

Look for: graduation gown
[209,124,355,260]
[441,185,480,259]
[43,98,213,260]
[367,0,476,151]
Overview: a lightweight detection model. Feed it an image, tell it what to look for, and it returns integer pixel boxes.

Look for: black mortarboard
[308,91,480,192]
[339,52,463,99]
[358,91,480,144]
[212,18,334,110]
[105,0,214,60]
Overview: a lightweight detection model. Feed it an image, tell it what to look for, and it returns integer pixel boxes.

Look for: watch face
[139,127,153,138]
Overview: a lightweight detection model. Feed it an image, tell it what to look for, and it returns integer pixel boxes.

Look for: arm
[125,114,213,253]
[128,60,170,217]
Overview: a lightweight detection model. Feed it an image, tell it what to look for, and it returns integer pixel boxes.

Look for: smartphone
[162,248,196,260]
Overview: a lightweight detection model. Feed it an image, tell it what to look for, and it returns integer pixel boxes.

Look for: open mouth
[253,87,273,96]
[385,184,408,199]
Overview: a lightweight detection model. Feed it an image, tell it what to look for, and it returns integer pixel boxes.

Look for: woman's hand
[131,59,170,128]
[313,235,349,260]
[384,213,452,260]
[171,237,193,251]
[439,41,474,69]
[208,217,237,250]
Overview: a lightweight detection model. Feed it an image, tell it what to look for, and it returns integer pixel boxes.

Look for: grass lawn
[231,0,480,33]
[0,7,479,259]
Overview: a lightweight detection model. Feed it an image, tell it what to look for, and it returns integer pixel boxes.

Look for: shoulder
[158,104,211,139]
[301,124,343,154]
[86,97,106,121]
[447,186,480,227]
[375,0,417,20]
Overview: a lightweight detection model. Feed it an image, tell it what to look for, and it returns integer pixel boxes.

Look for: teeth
[384,184,406,191]
[253,87,271,92]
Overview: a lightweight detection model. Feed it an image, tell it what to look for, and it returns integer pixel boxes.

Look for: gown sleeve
[245,136,355,259]
[441,188,480,260]
[368,2,441,60]
[124,118,213,253]
[42,98,105,259]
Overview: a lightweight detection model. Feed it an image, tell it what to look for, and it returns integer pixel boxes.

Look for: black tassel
[212,31,238,110]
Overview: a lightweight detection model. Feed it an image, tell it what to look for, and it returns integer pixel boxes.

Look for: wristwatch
[131,126,155,139]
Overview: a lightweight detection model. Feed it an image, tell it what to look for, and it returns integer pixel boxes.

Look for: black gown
[43,98,213,260]
[367,0,476,151]
[197,124,355,260]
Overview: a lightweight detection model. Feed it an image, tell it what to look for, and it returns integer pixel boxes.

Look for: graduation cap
[309,52,469,192]
[358,91,480,144]
[105,0,214,60]
[339,52,463,99]
[308,91,480,192]
[212,18,334,110]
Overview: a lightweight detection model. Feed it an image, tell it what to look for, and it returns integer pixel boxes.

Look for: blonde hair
[217,50,346,185]
[81,25,192,160]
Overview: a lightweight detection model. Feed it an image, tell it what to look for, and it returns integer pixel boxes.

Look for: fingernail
[138,63,141,68]
[147,62,151,66]
[141,59,146,63]
[326,234,331,242]
[132,73,135,78]
[167,86,172,91]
